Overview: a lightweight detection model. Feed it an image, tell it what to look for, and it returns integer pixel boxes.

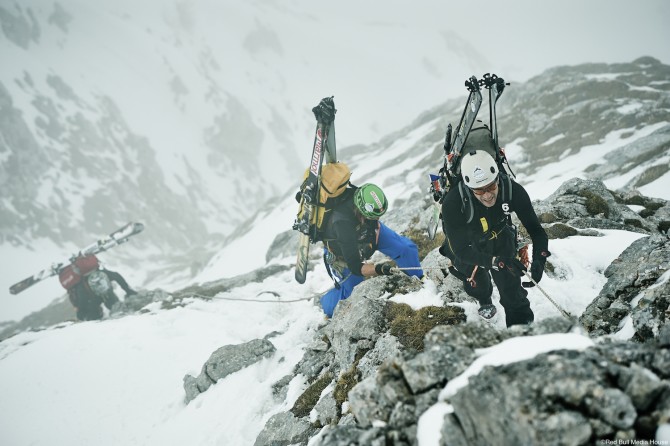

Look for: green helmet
[354,183,388,219]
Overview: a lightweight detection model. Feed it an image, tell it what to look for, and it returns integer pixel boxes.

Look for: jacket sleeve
[441,191,492,268]
[511,182,549,255]
[103,269,133,293]
[332,220,365,276]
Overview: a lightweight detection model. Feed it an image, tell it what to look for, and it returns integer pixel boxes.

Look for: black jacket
[441,179,548,268]
[68,268,133,303]
[103,269,133,294]
[320,190,378,276]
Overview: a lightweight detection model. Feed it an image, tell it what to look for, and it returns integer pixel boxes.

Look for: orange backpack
[297,162,352,230]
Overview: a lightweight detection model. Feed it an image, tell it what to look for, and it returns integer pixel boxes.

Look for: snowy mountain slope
[0,0,509,319]
[0,0,504,248]
[0,229,652,446]
[340,57,670,205]
[0,58,670,444]
[499,57,670,198]
[3,58,669,325]
[194,61,670,309]
[197,63,670,292]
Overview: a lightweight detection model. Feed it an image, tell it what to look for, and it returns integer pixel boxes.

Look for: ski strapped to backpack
[9,222,144,295]
[292,97,339,284]
[428,73,514,227]
[429,74,532,268]
[430,73,512,199]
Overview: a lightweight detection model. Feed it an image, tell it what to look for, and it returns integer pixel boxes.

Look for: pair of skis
[293,97,337,284]
[8,222,144,295]
[427,73,508,239]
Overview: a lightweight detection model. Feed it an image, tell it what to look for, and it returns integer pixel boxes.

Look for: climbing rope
[392,266,449,271]
[185,290,322,304]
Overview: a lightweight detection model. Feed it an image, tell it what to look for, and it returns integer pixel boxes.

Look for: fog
[263,0,670,144]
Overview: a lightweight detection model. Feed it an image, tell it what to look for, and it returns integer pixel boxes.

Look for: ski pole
[523,271,573,320]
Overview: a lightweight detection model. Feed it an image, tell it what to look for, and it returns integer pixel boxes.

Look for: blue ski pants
[320,222,423,317]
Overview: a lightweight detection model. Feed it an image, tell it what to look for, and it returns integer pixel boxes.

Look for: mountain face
[341,56,670,206]
[6,3,665,315]
[500,57,670,175]
[1,0,498,303]
[0,0,496,248]
[213,62,670,444]
[0,0,301,256]
[1,58,670,444]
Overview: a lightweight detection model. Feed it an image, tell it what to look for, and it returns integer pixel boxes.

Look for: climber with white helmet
[440,150,550,327]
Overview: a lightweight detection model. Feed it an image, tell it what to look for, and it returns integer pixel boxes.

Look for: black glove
[523,250,551,288]
[491,256,526,277]
[375,263,394,276]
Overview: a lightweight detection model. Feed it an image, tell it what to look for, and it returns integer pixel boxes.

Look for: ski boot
[478,304,497,320]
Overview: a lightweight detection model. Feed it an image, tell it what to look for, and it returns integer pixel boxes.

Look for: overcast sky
[417,0,669,79]
[312,0,670,83]
[258,0,670,144]
[3,0,668,145]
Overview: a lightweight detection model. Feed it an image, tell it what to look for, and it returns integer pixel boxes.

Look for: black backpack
[455,120,514,224]
[430,74,515,224]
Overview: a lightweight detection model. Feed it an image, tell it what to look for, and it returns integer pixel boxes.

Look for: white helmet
[460,150,499,188]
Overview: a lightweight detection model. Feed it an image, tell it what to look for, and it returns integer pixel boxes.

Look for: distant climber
[59,255,137,321]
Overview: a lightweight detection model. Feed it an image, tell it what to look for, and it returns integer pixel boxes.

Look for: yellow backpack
[297,162,352,231]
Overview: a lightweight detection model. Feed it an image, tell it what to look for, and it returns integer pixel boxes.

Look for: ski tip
[294,273,307,284]
[9,284,25,295]
[132,222,145,233]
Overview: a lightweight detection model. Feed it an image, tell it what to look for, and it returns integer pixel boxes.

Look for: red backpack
[58,255,100,290]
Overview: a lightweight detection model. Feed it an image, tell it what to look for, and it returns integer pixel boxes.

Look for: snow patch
[524,122,669,200]
[439,333,595,399]
[541,133,565,146]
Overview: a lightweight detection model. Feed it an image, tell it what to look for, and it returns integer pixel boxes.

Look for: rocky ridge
[181,178,670,445]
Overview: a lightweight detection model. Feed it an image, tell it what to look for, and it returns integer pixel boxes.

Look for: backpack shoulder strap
[499,172,513,203]
[458,174,511,225]
[457,181,475,224]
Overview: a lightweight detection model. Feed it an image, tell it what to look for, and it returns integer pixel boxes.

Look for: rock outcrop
[251,179,670,445]
[184,338,276,404]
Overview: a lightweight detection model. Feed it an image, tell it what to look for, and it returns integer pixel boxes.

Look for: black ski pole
[523,271,573,320]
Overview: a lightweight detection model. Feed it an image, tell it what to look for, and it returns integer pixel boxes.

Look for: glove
[523,250,551,288]
[491,256,526,277]
[375,263,394,276]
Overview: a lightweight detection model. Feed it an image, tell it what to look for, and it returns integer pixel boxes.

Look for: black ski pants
[453,258,534,327]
